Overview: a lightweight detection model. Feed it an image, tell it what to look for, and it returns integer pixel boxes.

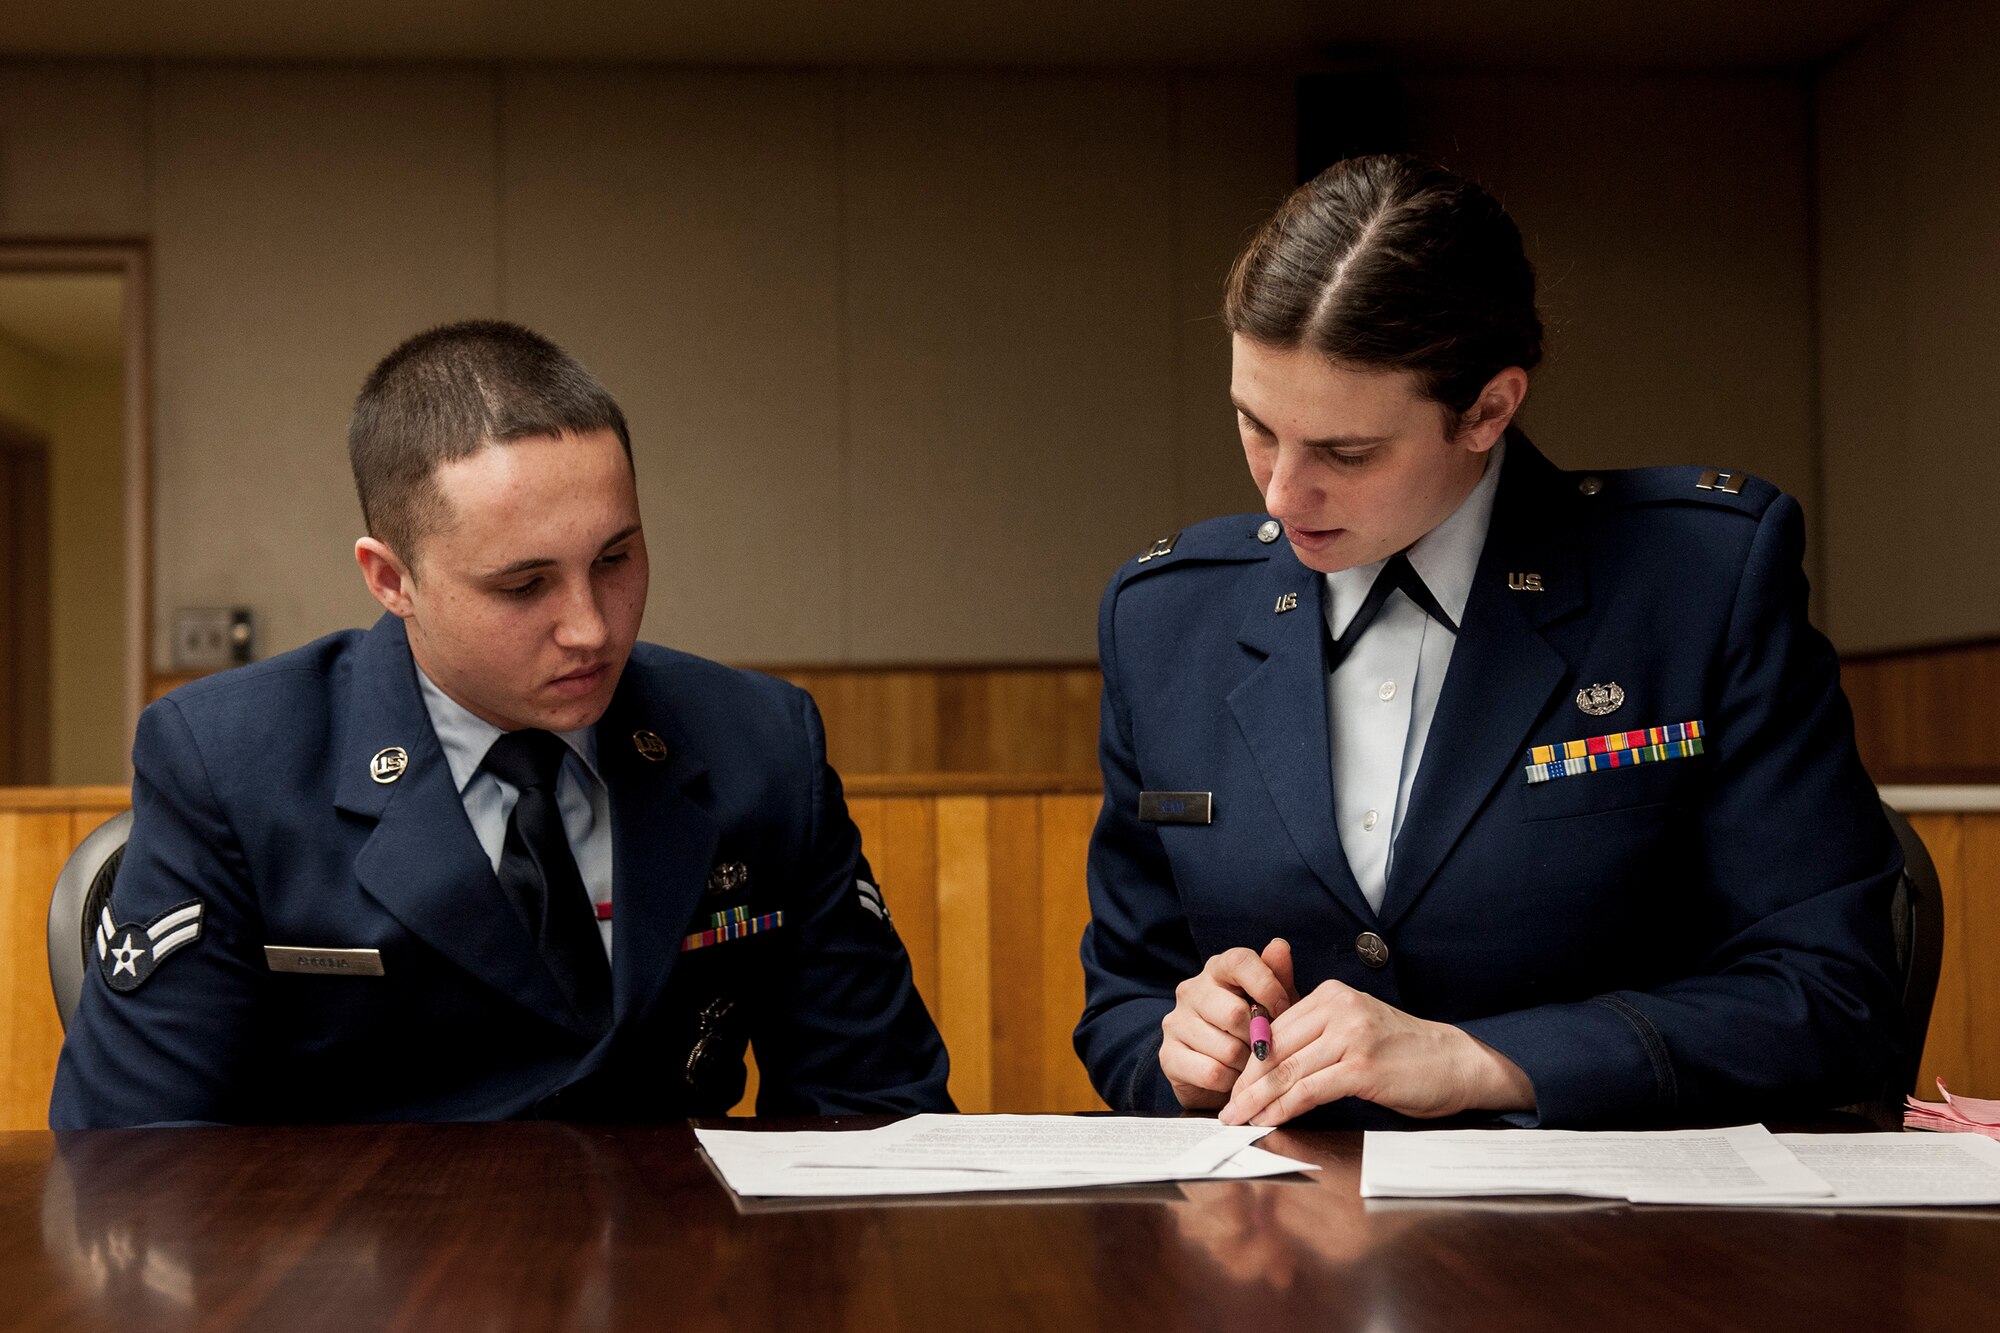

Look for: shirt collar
[415,664,602,794]
[1323,434,1506,637]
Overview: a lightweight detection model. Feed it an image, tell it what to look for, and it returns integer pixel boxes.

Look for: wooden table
[3,1119,1993,1331]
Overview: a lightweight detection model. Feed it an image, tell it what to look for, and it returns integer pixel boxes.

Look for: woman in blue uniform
[1074,155,1903,1128]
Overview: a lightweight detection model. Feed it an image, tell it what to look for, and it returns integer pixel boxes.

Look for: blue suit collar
[331,616,723,1047]
[1226,432,1591,932]
[589,665,719,1036]
[1380,430,1590,926]
[1231,548,1380,925]
[333,615,597,1039]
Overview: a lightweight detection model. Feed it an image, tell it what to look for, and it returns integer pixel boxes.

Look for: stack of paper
[1362,1124,2000,1207]
[695,1115,1319,1198]
[1906,1080,2000,1139]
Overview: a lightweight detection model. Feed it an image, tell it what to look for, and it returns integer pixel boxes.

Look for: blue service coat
[52,615,950,1127]
[1075,434,1903,1126]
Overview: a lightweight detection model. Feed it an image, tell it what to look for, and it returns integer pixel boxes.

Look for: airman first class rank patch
[95,900,205,992]
[1524,720,1705,784]
[855,879,890,925]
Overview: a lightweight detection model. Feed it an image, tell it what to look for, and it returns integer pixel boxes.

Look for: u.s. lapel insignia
[95,900,204,993]
[1576,682,1626,717]
[1508,572,1545,592]
[1274,592,1299,613]
[633,729,669,762]
[707,861,749,895]
[369,747,409,784]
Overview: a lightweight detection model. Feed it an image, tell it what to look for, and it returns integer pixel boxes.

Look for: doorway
[0,247,148,787]
[0,418,50,783]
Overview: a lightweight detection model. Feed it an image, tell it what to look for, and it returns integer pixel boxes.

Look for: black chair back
[45,809,134,1030]
[1881,801,1945,1099]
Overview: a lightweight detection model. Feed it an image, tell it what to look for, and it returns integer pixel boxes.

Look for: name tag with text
[264,946,385,976]
[1138,791,1213,825]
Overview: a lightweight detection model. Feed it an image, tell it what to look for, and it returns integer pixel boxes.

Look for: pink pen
[1249,1004,1272,1061]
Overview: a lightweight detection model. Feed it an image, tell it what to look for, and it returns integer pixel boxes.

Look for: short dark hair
[1222,154,1543,432]
[348,319,632,563]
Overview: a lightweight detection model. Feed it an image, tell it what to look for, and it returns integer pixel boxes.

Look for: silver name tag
[264,945,385,976]
[1138,791,1213,825]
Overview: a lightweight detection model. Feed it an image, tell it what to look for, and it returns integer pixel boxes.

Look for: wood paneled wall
[11,780,1994,1129]
[152,636,1997,785]
[769,665,1100,776]
[1904,807,2000,1098]
[154,664,1106,777]
[0,778,1105,1130]
[1843,641,2000,784]
[0,786,126,1131]
[843,774,1105,1115]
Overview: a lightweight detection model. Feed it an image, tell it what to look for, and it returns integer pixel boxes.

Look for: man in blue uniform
[53,320,950,1127]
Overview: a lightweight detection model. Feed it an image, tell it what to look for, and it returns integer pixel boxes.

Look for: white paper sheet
[1699,1133,2000,1208]
[791,1114,1270,1176]
[695,1118,1305,1199]
[1360,1125,1833,1202]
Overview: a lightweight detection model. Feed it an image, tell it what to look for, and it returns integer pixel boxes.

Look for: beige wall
[1409,76,1818,510]
[0,58,1838,670]
[46,364,125,784]
[1817,0,2000,652]
[0,327,125,782]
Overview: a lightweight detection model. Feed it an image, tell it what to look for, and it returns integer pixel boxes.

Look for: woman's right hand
[1161,938,1299,1109]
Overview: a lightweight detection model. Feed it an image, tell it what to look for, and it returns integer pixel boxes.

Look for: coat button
[1355,931,1391,968]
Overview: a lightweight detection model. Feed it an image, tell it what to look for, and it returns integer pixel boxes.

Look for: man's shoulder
[617,643,814,747]
[622,642,804,709]
[154,628,369,731]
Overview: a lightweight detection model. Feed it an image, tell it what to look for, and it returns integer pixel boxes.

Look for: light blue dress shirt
[1324,437,1504,914]
[415,666,616,959]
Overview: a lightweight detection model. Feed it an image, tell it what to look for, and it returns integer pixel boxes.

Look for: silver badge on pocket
[1575,682,1625,716]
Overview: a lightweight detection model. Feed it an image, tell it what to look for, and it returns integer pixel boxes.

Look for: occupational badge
[706,861,749,895]
[1575,682,1625,717]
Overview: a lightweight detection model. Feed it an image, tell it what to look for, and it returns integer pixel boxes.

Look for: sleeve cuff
[1459,995,1676,1127]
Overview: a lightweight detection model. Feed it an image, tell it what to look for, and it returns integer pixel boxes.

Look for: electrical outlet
[173,608,255,669]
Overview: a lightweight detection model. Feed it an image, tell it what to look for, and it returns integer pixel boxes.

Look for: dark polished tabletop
[3,1118,1994,1332]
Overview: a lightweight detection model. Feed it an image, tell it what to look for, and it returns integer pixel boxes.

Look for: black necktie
[1322,552,1459,673]
[481,729,612,1034]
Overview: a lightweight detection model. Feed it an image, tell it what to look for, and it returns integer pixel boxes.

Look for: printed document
[1365,1125,2000,1207]
[696,1116,1313,1198]
[1361,1125,1831,1202]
